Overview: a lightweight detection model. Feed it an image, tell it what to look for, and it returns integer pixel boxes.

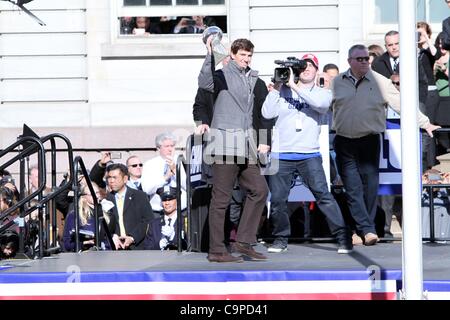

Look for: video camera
[273,57,307,83]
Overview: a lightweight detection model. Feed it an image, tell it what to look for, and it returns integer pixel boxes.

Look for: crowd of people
[119,15,224,36]
[0,132,188,258]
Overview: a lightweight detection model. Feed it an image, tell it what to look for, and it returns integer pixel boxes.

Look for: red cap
[301,53,319,70]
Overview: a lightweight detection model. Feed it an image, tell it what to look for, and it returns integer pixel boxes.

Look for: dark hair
[230,38,254,54]
[436,32,444,48]
[417,21,432,37]
[368,44,384,57]
[323,63,339,73]
[0,169,11,177]
[0,187,15,207]
[105,163,128,177]
[0,230,19,258]
[348,44,367,58]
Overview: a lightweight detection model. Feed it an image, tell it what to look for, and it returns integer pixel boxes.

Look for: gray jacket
[198,54,260,159]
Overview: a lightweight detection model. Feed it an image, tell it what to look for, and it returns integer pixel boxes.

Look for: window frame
[104,0,229,58]
[364,0,443,39]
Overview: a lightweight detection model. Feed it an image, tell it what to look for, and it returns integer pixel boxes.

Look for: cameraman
[262,54,352,254]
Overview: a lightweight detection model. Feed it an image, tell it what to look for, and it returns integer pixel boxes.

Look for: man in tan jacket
[331,44,440,246]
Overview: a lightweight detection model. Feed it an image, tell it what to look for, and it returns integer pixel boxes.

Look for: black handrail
[72,156,115,252]
[184,135,194,251]
[0,133,77,258]
[176,154,186,253]
[72,157,96,252]
[0,136,46,226]
[37,133,75,255]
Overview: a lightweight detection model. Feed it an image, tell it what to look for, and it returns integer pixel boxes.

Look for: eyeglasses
[352,56,370,62]
[129,163,143,168]
[392,81,400,86]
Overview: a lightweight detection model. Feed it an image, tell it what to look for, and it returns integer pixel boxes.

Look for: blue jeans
[269,156,350,244]
[334,134,380,235]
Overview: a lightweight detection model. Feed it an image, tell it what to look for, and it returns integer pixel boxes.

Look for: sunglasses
[129,163,143,168]
[352,56,370,62]
[392,81,400,86]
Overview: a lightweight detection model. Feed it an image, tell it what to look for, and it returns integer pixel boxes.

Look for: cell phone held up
[109,151,122,160]
[319,77,325,88]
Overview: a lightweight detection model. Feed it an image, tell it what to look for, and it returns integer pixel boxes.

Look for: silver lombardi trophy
[202,26,228,66]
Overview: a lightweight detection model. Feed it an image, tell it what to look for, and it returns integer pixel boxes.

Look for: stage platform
[1,242,449,300]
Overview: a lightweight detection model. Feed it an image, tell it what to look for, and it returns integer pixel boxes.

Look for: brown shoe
[364,233,379,246]
[233,242,267,261]
[207,252,244,263]
[352,233,363,245]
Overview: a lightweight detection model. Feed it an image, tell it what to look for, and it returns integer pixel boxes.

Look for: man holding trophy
[197,28,272,263]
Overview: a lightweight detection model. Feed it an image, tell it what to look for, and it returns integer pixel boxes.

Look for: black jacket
[372,52,428,104]
[442,16,450,50]
[106,187,152,250]
[371,52,395,79]
[144,214,186,250]
[89,160,107,189]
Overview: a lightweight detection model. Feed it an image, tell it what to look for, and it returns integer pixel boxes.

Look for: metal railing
[72,156,115,252]
[0,133,77,258]
[175,154,186,253]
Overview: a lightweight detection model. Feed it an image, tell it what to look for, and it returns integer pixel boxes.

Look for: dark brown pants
[208,163,268,254]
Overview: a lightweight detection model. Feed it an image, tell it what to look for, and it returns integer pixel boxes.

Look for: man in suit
[126,155,144,191]
[105,163,153,250]
[372,30,400,79]
[145,186,186,250]
[372,30,429,111]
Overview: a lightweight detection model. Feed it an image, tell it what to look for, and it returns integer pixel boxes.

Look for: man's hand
[206,35,213,55]
[286,67,299,90]
[120,236,135,249]
[100,152,112,167]
[164,158,176,179]
[195,124,210,135]
[159,238,169,250]
[268,82,282,92]
[112,234,122,250]
[425,123,441,138]
[257,144,270,154]
[161,225,175,239]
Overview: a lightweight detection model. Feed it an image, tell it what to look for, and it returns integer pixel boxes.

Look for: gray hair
[348,44,367,58]
[155,132,177,148]
[385,30,399,38]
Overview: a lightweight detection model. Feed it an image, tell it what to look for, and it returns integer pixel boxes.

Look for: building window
[123,0,225,6]
[117,0,227,36]
[429,0,449,23]
[119,15,226,35]
[374,0,448,25]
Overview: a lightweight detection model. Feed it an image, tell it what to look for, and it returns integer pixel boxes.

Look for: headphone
[0,187,14,207]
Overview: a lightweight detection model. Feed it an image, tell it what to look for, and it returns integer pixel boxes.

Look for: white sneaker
[267,243,288,253]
